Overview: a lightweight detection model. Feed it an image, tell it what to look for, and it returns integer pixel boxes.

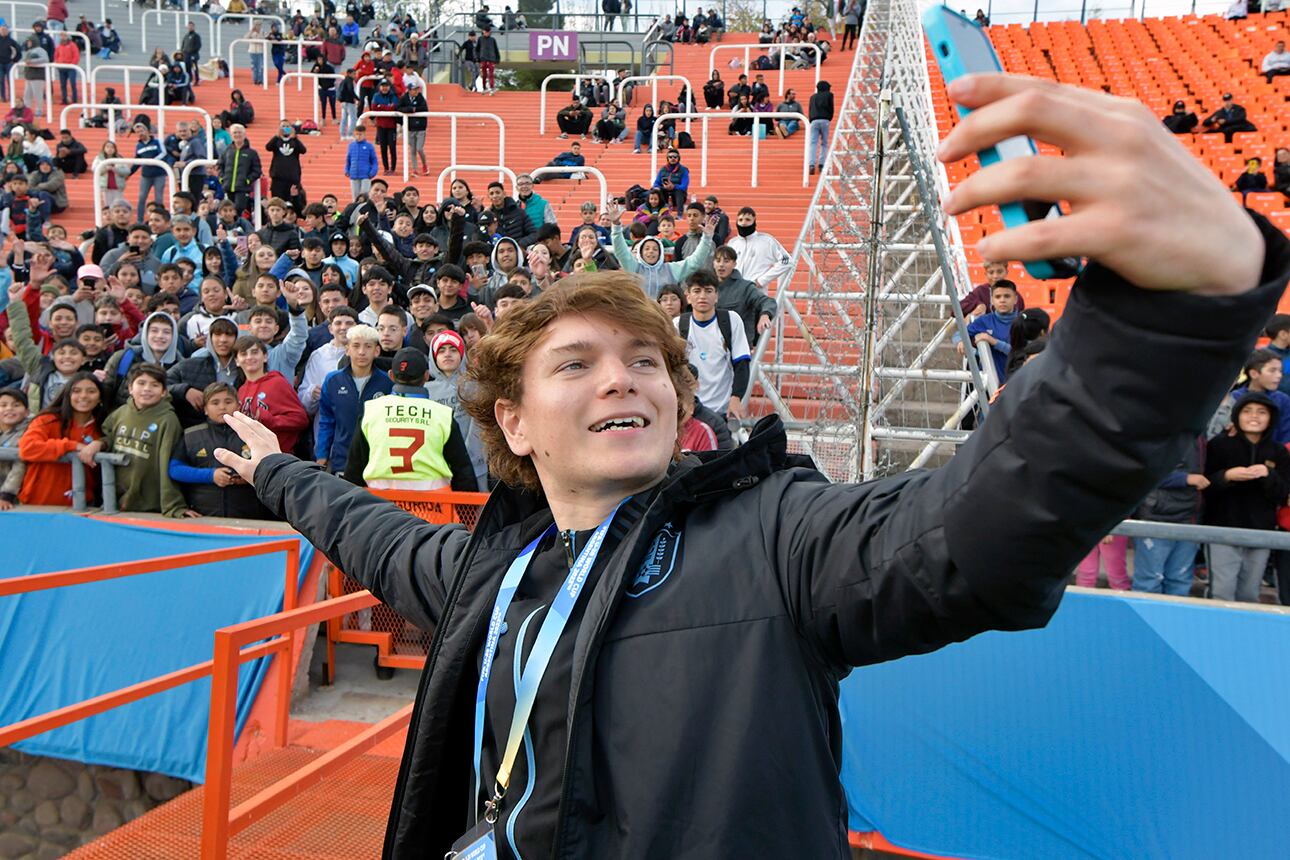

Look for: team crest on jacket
[626,523,682,598]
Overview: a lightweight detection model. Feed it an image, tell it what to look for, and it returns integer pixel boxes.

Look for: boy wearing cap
[424,328,487,489]
[370,79,400,175]
[407,283,440,332]
[342,346,476,490]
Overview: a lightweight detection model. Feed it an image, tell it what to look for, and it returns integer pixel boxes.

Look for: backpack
[678,311,733,355]
[676,131,695,149]
[623,183,648,210]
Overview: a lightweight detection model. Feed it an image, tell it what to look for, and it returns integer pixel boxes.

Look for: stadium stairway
[932,9,1290,319]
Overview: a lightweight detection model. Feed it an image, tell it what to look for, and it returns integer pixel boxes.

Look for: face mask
[736,221,756,238]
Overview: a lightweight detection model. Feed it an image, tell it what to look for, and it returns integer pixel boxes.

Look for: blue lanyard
[472,503,622,823]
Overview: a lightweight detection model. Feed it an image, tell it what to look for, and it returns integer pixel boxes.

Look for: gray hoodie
[477,237,523,308]
[424,365,486,490]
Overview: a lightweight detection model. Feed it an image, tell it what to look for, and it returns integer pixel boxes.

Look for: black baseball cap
[390,348,429,384]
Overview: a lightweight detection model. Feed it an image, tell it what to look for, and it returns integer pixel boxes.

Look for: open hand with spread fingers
[938,74,1264,297]
[214,410,283,486]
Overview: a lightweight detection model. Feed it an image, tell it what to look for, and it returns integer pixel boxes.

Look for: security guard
[343,348,478,491]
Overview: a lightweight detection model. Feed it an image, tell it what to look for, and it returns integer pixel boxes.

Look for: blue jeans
[339,102,357,137]
[0,63,9,100]
[1132,537,1197,596]
[137,173,167,220]
[780,119,800,137]
[808,118,830,167]
[58,68,76,104]
[250,53,264,85]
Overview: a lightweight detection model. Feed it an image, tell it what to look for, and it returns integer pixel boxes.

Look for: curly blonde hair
[462,272,697,491]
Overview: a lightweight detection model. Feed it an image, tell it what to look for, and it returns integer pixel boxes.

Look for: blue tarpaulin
[0,513,313,782]
[840,590,1290,859]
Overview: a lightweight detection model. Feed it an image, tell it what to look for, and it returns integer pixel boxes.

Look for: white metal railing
[92,158,176,226]
[88,65,165,105]
[650,111,809,189]
[61,102,213,145]
[227,36,320,91]
[214,14,287,57]
[708,42,822,97]
[180,157,217,193]
[2,1,47,24]
[975,342,1001,397]
[278,71,345,125]
[434,165,517,204]
[7,63,53,116]
[538,73,614,135]
[358,111,506,184]
[529,165,610,209]
[616,74,694,132]
[142,9,215,55]
[10,29,91,73]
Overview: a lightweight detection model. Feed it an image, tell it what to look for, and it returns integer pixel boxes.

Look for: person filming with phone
[210,55,1289,860]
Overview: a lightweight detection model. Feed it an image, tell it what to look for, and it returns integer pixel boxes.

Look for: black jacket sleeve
[765,216,1290,670]
[254,454,470,630]
[445,419,477,492]
[343,424,370,486]
[359,216,412,284]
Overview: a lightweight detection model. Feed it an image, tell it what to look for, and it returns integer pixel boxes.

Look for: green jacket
[6,293,64,410]
[102,398,187,517]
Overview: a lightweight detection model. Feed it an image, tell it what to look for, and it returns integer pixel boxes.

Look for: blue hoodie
[966,309,1019,382]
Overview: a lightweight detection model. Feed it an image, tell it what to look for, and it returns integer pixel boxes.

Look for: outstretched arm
[773,74,1282,669]
[216,411,467,630]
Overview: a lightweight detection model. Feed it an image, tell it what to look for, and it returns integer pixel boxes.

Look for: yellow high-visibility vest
[358,393,454,490]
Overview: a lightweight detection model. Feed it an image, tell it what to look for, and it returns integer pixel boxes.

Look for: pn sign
[530,30,578,62]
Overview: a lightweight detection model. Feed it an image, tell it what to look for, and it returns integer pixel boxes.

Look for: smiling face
[0,393,28,430]
[49,307,77,339]
[52,344,84,375]
[235,343,267,376]
[252,277,280,307]
[68,378,101,416]
[495,313,678,503]
[129,374,165,409]
[577,228,599,258]
[145,319,173,356]
[487,185,504,207]
[1238,402,1272,436]
[249,312,279,342]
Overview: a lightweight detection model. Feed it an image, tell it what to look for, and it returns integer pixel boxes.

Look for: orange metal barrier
[201,589,412,860]
[849,830,958,859]
[324,489,490,679]
[0,539,301,750]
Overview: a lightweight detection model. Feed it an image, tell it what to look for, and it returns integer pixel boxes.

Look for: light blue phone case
[922,5,1074,280]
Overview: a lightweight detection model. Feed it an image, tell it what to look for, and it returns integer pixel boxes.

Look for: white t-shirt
[676,311,750,413]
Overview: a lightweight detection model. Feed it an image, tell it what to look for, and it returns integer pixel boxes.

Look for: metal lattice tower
[748,0,990,482]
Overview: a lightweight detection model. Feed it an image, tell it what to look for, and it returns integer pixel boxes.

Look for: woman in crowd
[633,102,657,154]
[18,372,107,507]
[703,69,725,110]
[92,140,130,207]
[595,100,627,143]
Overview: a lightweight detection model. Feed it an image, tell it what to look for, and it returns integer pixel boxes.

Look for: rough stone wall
[0,750,191,860]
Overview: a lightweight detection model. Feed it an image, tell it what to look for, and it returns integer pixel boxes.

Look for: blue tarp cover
[0,513,312,782]
[840,590,1290,859]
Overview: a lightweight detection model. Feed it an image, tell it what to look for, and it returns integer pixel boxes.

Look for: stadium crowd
[0,4,821,527]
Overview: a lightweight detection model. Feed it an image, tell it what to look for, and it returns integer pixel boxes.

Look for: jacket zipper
[561,530,576,569]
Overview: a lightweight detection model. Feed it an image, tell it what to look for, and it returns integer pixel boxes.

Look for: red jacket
[239,371,308,454]
[46,0,69,22]
[19,412,101,506]
[53,40,79,66]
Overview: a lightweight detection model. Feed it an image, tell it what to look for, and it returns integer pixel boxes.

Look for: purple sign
[529,30,579,62]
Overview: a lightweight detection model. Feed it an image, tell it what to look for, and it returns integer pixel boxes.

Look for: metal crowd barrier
[0,448,130,512]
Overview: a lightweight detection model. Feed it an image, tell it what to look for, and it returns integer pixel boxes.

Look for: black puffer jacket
[253,216,1289,860]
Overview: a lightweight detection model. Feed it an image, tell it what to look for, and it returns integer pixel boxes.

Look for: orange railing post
[201,629,241,860]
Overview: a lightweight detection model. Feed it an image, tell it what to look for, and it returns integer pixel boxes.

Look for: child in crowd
[0,388,31,509]
[76,324,110,372]
[234,336,309,455]
[168,382,270,519]
[1215,349,1290,444]
[1203,392,1290,602]
[18,372,106,507]
[101,363,190,517]
[962,279,1020,383]
[5,282,87,409]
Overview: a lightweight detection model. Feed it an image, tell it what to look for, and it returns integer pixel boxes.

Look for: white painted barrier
[538,73,615,136]
[529,165,610,209]
[650,111,810,189]
[708,42,822,97]
[227,36,320,91]
[278,71,345,125]
[88,65,165,105]
[92,158,175,226]
[615,74,694,132]
[10,28,90,73]
[358,110,506,184]
[61,102,213,145]
[213,13,285,57]
[141,9,215,56]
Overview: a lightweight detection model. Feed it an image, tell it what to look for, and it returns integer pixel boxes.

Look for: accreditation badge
[446,820,497,860]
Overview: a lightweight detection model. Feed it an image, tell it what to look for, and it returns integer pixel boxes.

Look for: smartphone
[922,6,1082,280]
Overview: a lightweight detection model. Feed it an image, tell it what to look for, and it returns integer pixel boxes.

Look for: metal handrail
[88,65,166,106]
[0,449,128,513]
[227,36,322,91]
[213,13,287,57]
[357,110,506,183]
[650,111,810,188]
[9,28,91,73]
[62,102,213,145]
[538,72,615,135]
[708,41,822,97]
[92,157,177,226]
[434,163,518,202]
[141,8,216,54]
[642,39,675,75]
[277,71,346,125]
[529,165,610,208]
[578,39,638,76]
[616,74,694,130]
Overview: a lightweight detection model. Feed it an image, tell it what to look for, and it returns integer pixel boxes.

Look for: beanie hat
[430,329,466,359]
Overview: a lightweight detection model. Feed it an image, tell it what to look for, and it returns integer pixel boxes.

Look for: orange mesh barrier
[325,490,490,677]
